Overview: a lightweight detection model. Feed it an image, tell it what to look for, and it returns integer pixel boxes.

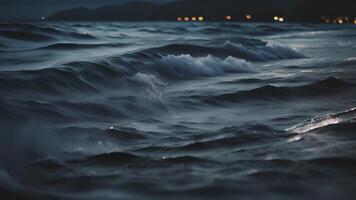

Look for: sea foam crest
[287,107,356,134]
[152,54,252,79]
[222,40,305,61]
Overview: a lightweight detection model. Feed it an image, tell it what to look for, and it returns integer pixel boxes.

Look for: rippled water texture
[1,22,356,200]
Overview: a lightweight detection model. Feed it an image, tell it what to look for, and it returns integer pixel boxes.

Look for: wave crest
[222,40,305,61]
[143,40,305,62]
[151,54,252,79]
[288,107,356,134]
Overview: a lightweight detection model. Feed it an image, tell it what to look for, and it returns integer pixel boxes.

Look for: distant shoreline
[1,20,356,25]
[45,1,356,25]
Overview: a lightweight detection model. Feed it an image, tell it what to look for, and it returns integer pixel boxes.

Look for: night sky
[0,0,173,20]
[1,0,355,21]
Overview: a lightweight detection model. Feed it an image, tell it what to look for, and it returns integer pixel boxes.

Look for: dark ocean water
[0,22,356,200]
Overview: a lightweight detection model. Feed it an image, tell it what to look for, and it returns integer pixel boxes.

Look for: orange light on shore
[198,16,204,21]
[177,17,182,21]
[274,16,279,21]
[338,19,343,24]
[192,17,197,21]
[279,17,284,22]
[184,17,189,21]
[225,15,232,20]
[245,14,252,20]
[354,19,356,24]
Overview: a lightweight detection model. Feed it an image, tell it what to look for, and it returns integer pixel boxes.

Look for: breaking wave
[150,54,253,79]
[143,40,305,62]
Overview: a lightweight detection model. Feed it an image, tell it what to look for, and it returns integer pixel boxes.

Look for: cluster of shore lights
[177,15,356,24]
[223,14,252,21]
[178,15,253,22]
[177,16,204,22]
[273,16,285,22]
[323,17,356,24]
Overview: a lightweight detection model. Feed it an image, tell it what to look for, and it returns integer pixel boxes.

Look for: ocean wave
[36,42,128,50]
[222,40,305,61]
[9,100,78,123]
[287,107,356,134]
[188,77,354,104]
[54,101,127,121]
[305,157,356,168]
[201,27,234,34]
[136,136,251,152]
[67,152,217,167]
[0,30,54,41]
[199,24,302,36]
[0,59,173,122]
[57,126,148,145]
[219,78,264,84]
[257,25,289,32]
[142,40,305,62]
[331,57,356,67]
[219,23,243,29]
[142,43,224,58]
[162,156,218,164]
[0,22,96,40]
[0,61,132,96]
[75,152,149,166]
[234,157,356,182]
[1,94,168,124]
[149,54,252,79]
[65,32,96,40]
[139,28,178,34]
[0,22,62,34]
[136,124,282,153]
[0,67,99,96]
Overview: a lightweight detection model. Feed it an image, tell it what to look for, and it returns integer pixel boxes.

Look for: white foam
[131,72,167,100]
[288,117,341,134]
[131,72,167,87]
[346,57,356,62]
[287,107,356,134]
[153,54,252,79]
[222,40,305,61]
[265,42,305,59]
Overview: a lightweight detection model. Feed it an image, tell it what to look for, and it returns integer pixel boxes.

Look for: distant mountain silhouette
[49,2,157,21]
[48,0,356,22]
